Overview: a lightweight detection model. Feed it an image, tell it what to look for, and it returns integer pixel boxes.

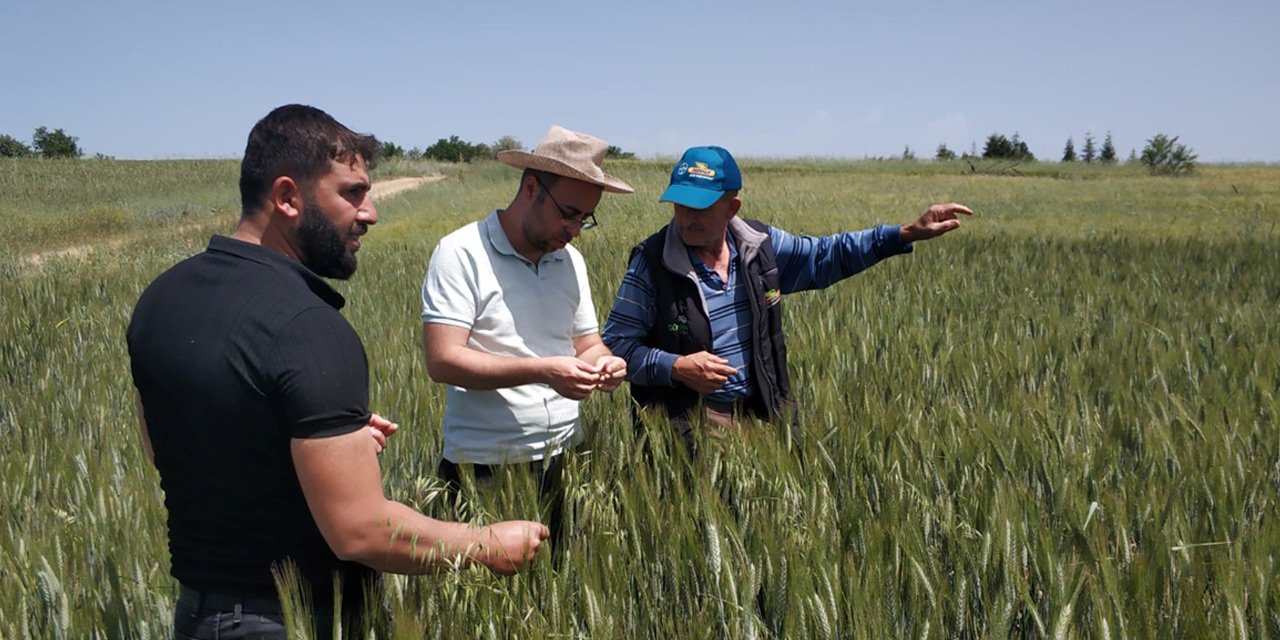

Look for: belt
[178,585,283,614]
[703,398,749,415]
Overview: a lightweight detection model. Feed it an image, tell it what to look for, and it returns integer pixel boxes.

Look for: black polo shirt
[128,235,374,606]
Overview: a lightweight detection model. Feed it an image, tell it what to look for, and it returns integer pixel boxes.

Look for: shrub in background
[1141,134,1197,175]
[489,135,523,158]
[32,126,82,158]
[982,133,1034,161]
[424,135,489,163]
[606,145,636,160]
[379,140,405,160]
[1,133,33,157]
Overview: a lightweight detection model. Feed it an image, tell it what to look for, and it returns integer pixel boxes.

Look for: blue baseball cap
[659,146,742,209]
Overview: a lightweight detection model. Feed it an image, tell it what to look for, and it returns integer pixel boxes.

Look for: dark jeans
[173,586,335,640]
[437,455,566,552]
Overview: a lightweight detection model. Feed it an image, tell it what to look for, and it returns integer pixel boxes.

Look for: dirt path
[370,175,444,199]
[18,175,444,269]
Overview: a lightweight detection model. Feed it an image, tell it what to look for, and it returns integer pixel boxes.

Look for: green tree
[32,126,82,158]
[982,134,1014,159]
[935,143,956,161]
[1081,133,1096,163]
[901,145,916,161]
[490,135,523,158]
[1140,133,1197,175]
[1061,137,1077,162]
[379,140,405,160]
[605,145,636,160]
[1014,134,1033,160]
[983,133,1034,160]
[423,135,489,163]
[1100,132,1117,164]
[0,133,32,157]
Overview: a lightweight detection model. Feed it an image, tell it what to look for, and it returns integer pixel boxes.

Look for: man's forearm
[294,431,546,576]
[575,340,613,365]
[604,335,678,386]
[426,343,549,390]
[423,324,549,390]
[342,501,500,574]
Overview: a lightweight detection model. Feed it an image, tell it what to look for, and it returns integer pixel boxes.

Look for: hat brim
[659,184,723,209]
[497,150,634,194]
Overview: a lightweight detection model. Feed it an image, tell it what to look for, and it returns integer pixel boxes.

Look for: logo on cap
[675,162,689,176]
[687,162,716,180]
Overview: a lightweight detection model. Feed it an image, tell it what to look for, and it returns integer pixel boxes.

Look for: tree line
[2,124,1197,176]
[1,127,83,158]
[379,135,635,163]
[933,131,1198,175]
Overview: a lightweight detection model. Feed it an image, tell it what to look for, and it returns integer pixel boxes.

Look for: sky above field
[2,0,1277,162]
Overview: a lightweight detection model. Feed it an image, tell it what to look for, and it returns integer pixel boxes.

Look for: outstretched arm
[771,203,974,292]
[292,428,549,575]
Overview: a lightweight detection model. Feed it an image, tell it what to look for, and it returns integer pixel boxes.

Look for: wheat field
[2,157,1278,638]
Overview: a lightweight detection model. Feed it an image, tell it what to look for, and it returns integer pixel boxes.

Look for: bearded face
[297,199,360,279]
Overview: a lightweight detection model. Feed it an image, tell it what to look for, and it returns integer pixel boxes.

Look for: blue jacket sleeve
[770,224,912,293]
[601,253,680,386]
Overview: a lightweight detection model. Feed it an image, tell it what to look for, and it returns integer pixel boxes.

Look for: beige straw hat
[497,125,634,194]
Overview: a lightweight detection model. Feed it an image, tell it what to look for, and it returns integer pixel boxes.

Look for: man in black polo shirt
[128,104,549,638]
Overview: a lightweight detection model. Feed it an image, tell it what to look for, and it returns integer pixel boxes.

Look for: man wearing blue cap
[602,146,972,450]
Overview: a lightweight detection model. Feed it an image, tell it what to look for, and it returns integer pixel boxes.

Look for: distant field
[1,158,1278,637]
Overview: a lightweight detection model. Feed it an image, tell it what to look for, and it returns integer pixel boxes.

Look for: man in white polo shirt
[420,126,633,542]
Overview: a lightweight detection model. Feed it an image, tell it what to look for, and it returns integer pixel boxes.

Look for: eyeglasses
[533,176,597,230]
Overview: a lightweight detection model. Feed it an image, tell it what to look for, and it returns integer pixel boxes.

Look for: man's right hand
[899,203,973,242]
[477,521,551,575]
[672,351,738,395]
[543,356,604,400]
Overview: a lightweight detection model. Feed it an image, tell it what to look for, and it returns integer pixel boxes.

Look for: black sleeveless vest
[628,219,792,421]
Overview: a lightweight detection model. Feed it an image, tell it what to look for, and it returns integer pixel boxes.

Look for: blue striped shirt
[693,235,754,402]
[602,223,910,401]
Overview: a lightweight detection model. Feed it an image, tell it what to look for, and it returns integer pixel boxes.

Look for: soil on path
[370,175,443,200]
[18,175,444,269]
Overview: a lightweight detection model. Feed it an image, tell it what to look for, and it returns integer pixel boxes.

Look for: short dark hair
[239,104,379,214]
[520,168,561,188]
[519,168,560,207]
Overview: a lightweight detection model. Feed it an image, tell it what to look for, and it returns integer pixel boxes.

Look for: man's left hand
[592,355,627,392]
[900,203,974,243]
[367,413,399,454]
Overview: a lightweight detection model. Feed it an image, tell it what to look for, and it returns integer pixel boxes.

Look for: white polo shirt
[421,210,599,464]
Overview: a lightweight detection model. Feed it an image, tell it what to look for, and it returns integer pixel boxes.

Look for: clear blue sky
[3,0,1277,162]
